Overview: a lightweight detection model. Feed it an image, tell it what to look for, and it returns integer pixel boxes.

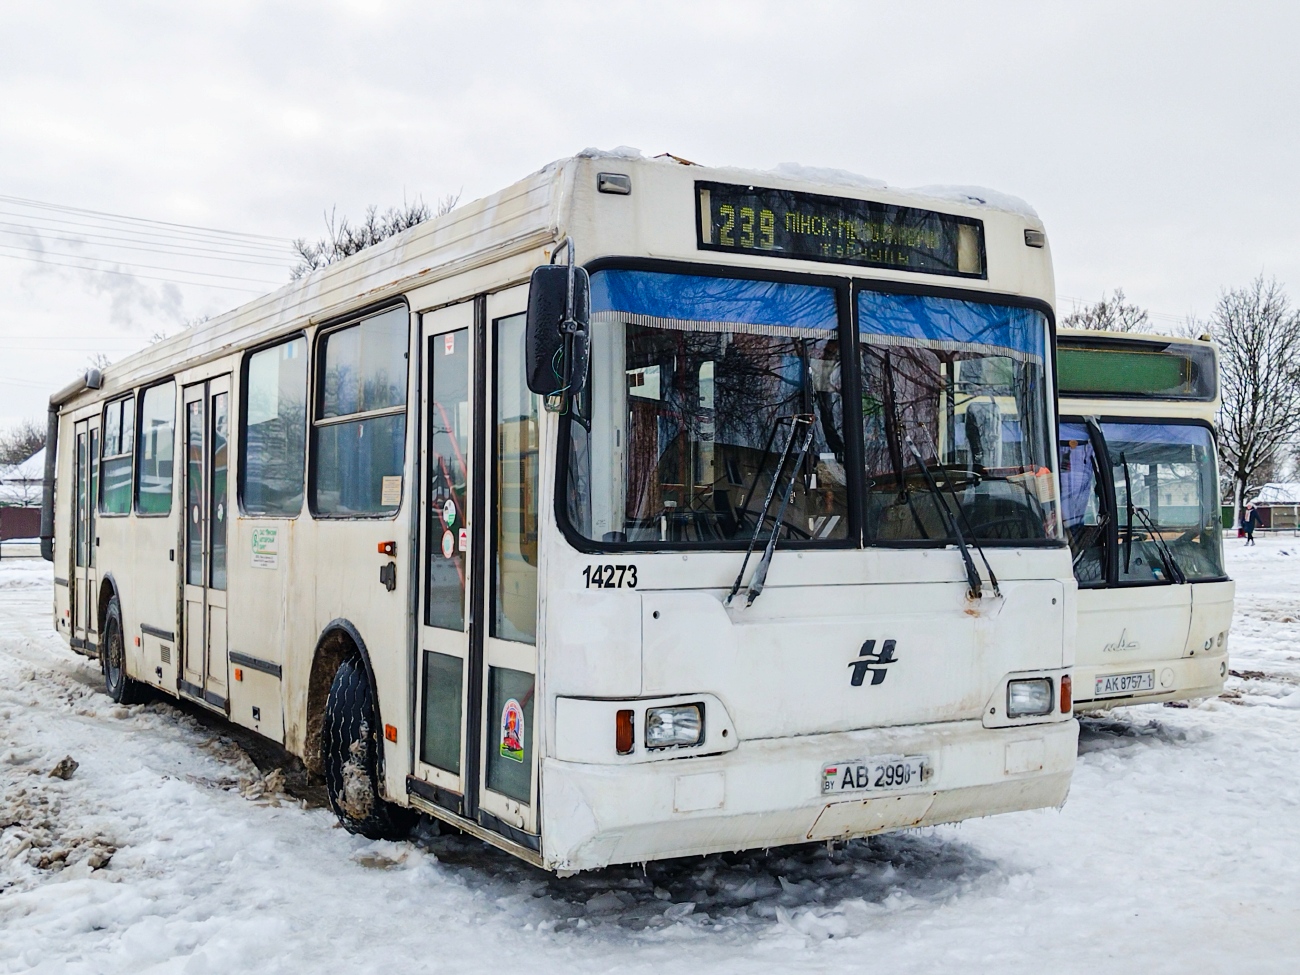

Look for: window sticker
[458,527,468,552]
[442,498,457,526]
[441,529,455,560]
[251,526,279,569]
[380,475,403,507]
[499,698,525,763]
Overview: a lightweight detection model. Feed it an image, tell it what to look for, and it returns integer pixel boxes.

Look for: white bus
[1057,329,1233,709]
[42,152,1077,872]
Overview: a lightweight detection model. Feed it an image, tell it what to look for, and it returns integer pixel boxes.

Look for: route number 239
[583,564,638,589]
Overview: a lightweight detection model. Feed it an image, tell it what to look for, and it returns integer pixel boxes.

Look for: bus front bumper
[1073,651,1228,711]
[539,716,1077,872]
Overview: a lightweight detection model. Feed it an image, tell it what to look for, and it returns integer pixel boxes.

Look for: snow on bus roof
[568,148,1039,219]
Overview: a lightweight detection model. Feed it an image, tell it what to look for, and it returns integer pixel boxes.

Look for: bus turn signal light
[616,709,635,754]
[1060,675,1072,713]
[234,667,244,682]
[384,724,398,743]
[377,541,397,556]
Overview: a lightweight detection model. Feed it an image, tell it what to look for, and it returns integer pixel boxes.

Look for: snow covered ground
[2,539,1298,974]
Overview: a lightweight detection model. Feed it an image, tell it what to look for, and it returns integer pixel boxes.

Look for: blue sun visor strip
[857,289,1046,362]
[590,269,838,338]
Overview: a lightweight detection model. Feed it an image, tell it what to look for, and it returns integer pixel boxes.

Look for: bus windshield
[1060,420,1224,585]
[857,291,1057,543]
[566,269,848,546]
[563,268,1057,548]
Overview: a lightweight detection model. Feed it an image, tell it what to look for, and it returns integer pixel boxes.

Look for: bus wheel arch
[99,583,145,705]
[304,619,380,776]
[96,574,119,645]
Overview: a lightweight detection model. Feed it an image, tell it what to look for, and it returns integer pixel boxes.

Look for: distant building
[0,447,43,508]
[1248,482,1300,530]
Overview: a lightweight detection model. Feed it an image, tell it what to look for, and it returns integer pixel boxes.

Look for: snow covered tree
[1206,277,1300,527]
[1062,288,1151,332]
[291,194,459,279]
[0,418,45,467]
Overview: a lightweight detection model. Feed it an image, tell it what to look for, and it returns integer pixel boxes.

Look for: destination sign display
[696,181,986,278]
[1057,338,1216,401]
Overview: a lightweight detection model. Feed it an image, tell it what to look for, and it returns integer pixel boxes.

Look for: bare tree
[0,418,46,466]
[291,193,460,279]
[1062,288,1151,332]
[1206,276,1300,527]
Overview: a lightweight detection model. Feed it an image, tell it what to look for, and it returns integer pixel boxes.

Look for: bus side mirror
[525,255,590,410]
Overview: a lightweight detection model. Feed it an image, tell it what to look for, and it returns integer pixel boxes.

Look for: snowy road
[2,541,1299,974]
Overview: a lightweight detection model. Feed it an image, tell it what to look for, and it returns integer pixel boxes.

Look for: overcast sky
[3,1,1298,428]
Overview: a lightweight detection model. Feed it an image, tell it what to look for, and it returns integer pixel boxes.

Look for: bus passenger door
[414,302,474,807]
[413,289,541,845]
[71,416,99,652]
[181,377,231,708]
[476,292,541,839]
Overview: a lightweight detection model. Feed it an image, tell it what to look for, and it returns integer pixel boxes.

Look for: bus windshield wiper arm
[728,413,816,607]
[906,439,992,600]
[1120,451,1135,573]
[1131,504,1188,584]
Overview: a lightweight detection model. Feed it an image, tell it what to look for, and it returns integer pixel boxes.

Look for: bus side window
[241,337,308,516]
[136,381,176,515]
[312,307,409,516]
[100,395,134,514]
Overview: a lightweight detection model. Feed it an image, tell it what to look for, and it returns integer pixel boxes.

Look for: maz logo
[1103,629,1141,653]
[848,639,898,687]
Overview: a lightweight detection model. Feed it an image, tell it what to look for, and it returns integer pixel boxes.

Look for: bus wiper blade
[906,440,994,599]
[727,414,816,607]
[1132,504,1188,584]
[1120,451,1135,573]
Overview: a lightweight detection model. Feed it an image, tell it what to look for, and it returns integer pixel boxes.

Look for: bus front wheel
[322,656,415,840]
[102,596,146,705]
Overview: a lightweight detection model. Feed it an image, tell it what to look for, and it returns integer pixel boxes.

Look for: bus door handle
[379,562,397,592]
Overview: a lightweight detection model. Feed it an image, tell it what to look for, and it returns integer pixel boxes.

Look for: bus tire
[101,596,146,705]
[322,656,415,840]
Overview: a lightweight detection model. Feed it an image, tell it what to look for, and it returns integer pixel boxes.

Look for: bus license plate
[1094,670,1156,698]
[822,755,927,795]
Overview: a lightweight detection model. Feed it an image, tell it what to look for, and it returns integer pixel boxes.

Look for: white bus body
[44,153,1076,872]
[1058,329,1233,709]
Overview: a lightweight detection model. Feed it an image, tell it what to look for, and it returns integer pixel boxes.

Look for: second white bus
[1057,329,1233,709]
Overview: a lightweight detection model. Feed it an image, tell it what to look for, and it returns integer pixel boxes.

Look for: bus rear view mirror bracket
[526,238,590,412]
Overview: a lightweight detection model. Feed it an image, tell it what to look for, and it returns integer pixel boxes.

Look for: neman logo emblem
[848,639,898,686]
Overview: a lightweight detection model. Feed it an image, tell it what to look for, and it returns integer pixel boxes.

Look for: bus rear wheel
[102,596,147,705]
[322,656,415,840]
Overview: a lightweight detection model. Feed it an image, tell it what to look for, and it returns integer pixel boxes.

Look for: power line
[0,242,283,287]
[0,209,295,258]
[0,223,296,269]
[0,250,270,293]
[0,193,295,245]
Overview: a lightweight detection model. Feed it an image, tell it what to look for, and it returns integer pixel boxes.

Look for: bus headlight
[645,704,704,749]
[1007,679,1053,718]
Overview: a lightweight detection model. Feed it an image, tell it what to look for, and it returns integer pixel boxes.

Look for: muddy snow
[2,538,1299,973]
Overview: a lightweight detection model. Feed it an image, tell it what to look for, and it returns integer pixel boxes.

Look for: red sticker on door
[500,698,524,763]
[444,333,455,356]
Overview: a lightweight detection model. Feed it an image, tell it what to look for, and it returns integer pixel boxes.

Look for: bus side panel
[124,458,183,694]
[303,516,415,801]
[226,514,293,742]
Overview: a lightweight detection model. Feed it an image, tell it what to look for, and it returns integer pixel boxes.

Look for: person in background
[1243,502,1260,546]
